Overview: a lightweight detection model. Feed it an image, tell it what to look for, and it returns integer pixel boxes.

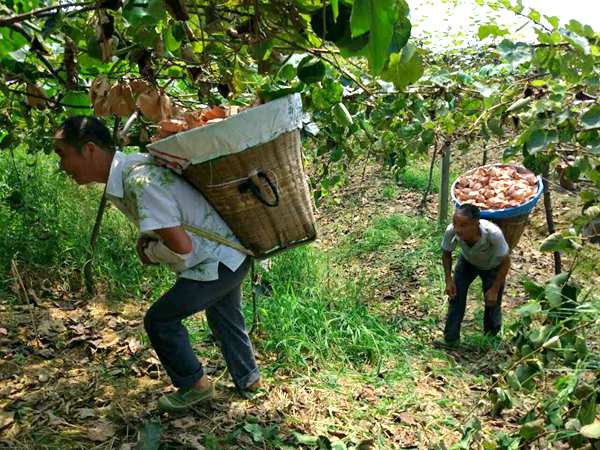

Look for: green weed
[395,157,459,194]
[397,163,441,193]
[382,184,398,200]
[0,148,173,300]
[342,213,442,266]
[243,246,412,372]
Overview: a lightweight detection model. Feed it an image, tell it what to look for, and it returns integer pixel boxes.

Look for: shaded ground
[1,149,598,449]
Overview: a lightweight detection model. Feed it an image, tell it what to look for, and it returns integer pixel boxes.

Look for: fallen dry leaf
[171,416,197,430]
[357,438,375,450]
[127,336,142,354]
[76,408,97,419]
[38,372,49,383]
[87,419,116,442]
[47,412,69,426]
[394,411,418,426]
[91,331,119,350]
[0,411,15,430]
[38,318,67,337]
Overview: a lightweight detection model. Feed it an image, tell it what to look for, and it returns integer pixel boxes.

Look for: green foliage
[485,273,600,447]
[134,420,161,450]
[381,184,398,200]
[540,231,579,253]
[254,246,411,369]
[346,0,410,73]
[332,102,354,127]
[490,387,513,416]
[297,56,327,84]
[0,148,173,298]
[2,0,599,242]
[580,421,600,439]
[381,42,424,90]
[477,24,509,40]
[581,106,600,130]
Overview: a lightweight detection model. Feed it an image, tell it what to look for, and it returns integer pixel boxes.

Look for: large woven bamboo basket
[490,214,529,251]
[146,94,317,258]
[182,129,316,257]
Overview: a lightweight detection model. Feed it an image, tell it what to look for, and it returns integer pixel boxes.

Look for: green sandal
[432,339,460,350]
[158,384,215,413]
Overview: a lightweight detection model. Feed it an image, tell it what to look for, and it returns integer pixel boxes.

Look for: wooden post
[438,141,451,227]
[542,167,562,274]
[419,136,439,214]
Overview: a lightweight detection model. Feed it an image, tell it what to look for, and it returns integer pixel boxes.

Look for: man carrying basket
[53,116,261,412]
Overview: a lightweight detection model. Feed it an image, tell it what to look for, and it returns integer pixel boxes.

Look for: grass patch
[343,213,443,261]
[0,148,173,299]
[344,214,423,255]
[397,163,441,193]
[245,246,414,373]
[395,157,459,194]
[382,184,398,200]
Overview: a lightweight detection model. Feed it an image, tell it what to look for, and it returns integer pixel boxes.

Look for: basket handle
[239,170,280,207]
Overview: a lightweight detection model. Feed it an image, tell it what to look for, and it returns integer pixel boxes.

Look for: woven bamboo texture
[490,214,529,251]
[183,130,316,258]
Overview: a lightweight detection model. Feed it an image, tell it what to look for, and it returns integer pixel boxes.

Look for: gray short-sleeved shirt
[441,219,509,270]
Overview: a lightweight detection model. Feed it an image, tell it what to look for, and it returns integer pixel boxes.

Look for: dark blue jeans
[144,258,259,390]
[444,255,504,342]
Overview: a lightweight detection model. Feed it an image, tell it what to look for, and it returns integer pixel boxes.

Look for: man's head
[53,116,114,185]
[453,204,480,242]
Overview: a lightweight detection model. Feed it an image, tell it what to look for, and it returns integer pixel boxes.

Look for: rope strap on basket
[123,161,255,257]
[183,224,255,257]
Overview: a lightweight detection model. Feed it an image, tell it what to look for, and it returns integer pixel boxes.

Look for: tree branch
[0,1,95,27]
[6,87,90,109]
[271,33,374,96]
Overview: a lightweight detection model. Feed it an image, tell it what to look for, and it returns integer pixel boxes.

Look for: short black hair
[456,203,480,220]
[56,116,114,153]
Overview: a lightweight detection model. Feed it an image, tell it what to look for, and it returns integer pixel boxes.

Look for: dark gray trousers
[143,258,259,390]
[444,255,504,342]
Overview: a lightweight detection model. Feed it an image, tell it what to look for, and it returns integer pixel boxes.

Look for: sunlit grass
[0,147,173,300]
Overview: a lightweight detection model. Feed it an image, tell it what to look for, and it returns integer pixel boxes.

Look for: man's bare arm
[154,226,193,254]
[442,250,456,298]
[442,251,453,282]
[492,254,511,291]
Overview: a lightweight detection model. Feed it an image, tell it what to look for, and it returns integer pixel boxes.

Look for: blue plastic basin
[451,164,544,219]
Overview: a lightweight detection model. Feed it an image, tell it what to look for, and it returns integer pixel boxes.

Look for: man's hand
[445,278,457,299]
[485,287,499,307]
[137,236,158,265]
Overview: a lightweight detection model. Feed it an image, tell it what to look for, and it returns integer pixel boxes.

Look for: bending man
[437,204,511,348]
[53,116,260,412]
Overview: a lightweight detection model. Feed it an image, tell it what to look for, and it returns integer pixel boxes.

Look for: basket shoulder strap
[183,224,255,257]
[123,161,254,256]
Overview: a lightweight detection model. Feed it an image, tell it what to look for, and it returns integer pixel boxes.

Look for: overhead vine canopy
[0,0,599,246]
[0,0,413,130]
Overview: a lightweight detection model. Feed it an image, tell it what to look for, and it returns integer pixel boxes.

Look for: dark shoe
[484,329,501,338]
[433,339,460,350]
[238,379,265,400]
[158,384,214,412]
